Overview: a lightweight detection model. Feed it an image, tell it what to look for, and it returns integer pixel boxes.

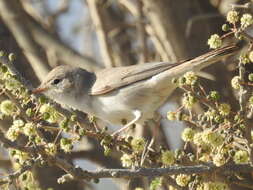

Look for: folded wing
[91,62,177,95]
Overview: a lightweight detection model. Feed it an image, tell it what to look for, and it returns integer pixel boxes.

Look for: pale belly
[91,79,176,125]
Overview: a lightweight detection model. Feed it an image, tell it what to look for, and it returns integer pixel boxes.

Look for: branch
[0,97,252,182]
[48,161,253,181]
[136,0,148,63]
[87,0,115,68]
[0,158,39,186]
[0,55,33,90]
[143,0,189,62]
[145,25,170,61]
[0,0,100,72]
[118,0,138,16]
[0,0,51,80]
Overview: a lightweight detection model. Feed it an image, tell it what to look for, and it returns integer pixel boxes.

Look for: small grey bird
[33,45,239,134]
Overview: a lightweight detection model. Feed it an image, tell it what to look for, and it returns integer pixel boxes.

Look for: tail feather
[154,44,240,82]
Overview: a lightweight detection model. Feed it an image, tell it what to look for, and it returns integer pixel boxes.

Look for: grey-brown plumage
[34,45,239,127]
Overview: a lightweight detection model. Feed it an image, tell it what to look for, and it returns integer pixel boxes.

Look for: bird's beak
[32,86,48,94]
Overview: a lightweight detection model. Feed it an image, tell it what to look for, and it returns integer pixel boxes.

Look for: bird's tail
[155,44,240,82]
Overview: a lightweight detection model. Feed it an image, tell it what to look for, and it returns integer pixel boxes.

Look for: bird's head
[33,65,79,95]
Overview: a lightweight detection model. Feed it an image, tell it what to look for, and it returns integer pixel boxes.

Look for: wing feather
[91,62,177,95]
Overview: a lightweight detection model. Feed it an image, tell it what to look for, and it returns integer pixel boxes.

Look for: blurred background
[0,0,245,189]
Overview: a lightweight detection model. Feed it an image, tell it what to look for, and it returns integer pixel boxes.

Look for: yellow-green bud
[249,51,253,62]
[213,153,226,167]
[207,34,222,49]
[26,108,34,117]
[182,94,197,109]
[231,76,240,89]
[249,96,253,106]
[121,154,133,168]
[131,138,145,152]
[60,118,70,131]
[248,73,253,81]
[104,146,112,156]
[150,178,162,190]
[209,91,220,101]
[45,143,57,156]
[193,132,205,146]
[181,128,195,142]
[218,103,231,116]
[161,150,175,166]
[176,174,191,187]
[0,100,17,116]
[0,50,5,57]
[0,65,8,74]
[167,111,176,121]
[39,104,61,123]
[233,150,249,164]
[226,10,239,24]
[241,13,253,29]
[60,138,73,153]
[222,24,230,32]
[23,123,36,136]
[178,76,186,86]
[184,72,198,86]
[6,125,20,141]
[202,130,224,147]
[239,124,246,129]
[214,115,223,123]
[5,78,21,91]
[13,119,24,127]
[203,182,228,190]
[239,53,250,64]
[78,128,86,136]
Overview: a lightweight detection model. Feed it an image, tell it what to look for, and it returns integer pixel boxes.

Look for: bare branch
[0,0,51,80]
[87,0,115,68]
[118,0,138,16]
[136,0,148,63]
[0,0,100,72]
[145,25,169,61]
[39,160,253,181]
[143,0,189,62]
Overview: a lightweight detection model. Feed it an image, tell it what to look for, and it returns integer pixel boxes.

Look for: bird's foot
[111,110,142,137]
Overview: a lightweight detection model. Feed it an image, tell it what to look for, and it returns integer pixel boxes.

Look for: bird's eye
[51,78,61,85]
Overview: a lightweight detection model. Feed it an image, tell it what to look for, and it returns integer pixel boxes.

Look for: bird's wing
[91,44,240,95]
[90,62,177,95]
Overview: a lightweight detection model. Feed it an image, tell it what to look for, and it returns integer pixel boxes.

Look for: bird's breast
[90,80,173,126]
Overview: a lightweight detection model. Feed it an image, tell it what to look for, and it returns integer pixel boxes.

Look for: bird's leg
[112,110,142,136]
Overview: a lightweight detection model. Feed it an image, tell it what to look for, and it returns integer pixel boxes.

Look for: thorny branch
[0,126,253,181]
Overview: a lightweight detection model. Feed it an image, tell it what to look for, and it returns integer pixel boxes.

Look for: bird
[33,45,239,135]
